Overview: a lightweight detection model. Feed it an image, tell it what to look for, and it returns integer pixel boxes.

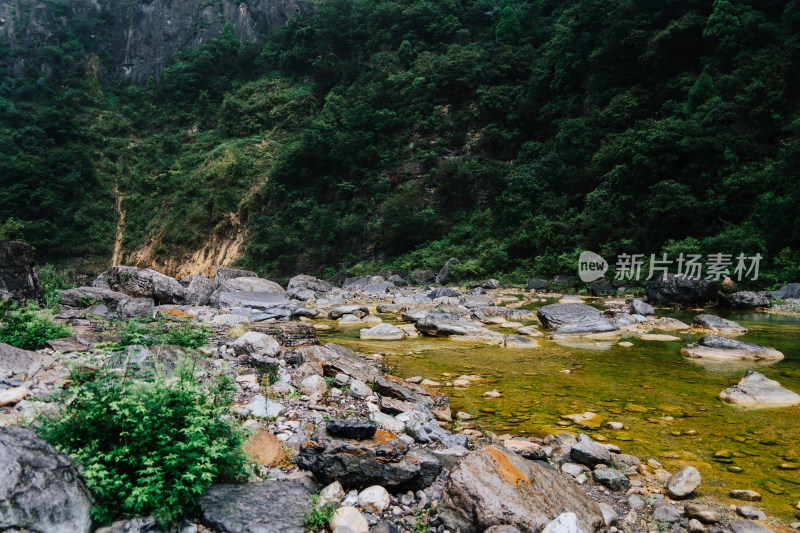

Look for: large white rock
[318,481,345,507]
[666,466,702,499]
[329,506,369,533]
[542,513,582,533]
[230,331,280,361]
[299,375,328,402]
[0,386,28,407]
[719,371,800,407]
[357,485,391,513]
[359,323,407,340]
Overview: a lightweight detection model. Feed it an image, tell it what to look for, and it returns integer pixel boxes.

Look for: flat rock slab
[719,370,800,407]
[640,334,682,341]
[360,323,406,340]
[537,303,620,338]
[681,335,783,361]
[0,342,65,382]
[198,480,312,533]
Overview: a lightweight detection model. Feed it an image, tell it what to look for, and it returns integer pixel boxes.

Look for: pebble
[688,518,706,533]
[736,506,766,520]
[730,490,762,501]
[483,390,502,398]
[653,504,682,523]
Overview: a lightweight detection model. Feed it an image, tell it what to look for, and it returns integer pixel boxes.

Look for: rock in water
[536,303,620,338]
[646,273,719,307]
[719,371,800,407]
[666,466,702,499]
[0,240,40,303]
[0,426,92,533]
[691,314,747,333]
[681,335,783,361]
[630,298,654,315]
[437,445,604,533]
[360,323,407,340]
[326,419,378,440]
[107,265,185,304]
[198,480,311,533]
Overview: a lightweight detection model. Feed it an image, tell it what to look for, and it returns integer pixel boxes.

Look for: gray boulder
[58,286,131,311]
[230,332,280,362]
[198,480,312,533]
[210,277,287,305]
[592,467,630,491]
[630,299,654,316]
[415,313,486,337]
[429,287,461,299]
[646,273,719,307]
[361,281,395,294]
[437,445,604,533]
[360,323,406,340]
[459,294,495,308]
[0,240,40,303]
[727,291,769,309]
[107,266,185,304]
[214,267,257,283]
[719,370,800,407]
[665,466,701,499]
[570,433,612,468]
[537,303,620,338]
[766,283,800,300]
[681,335,783,361]
[117,297,155,319]
[287,274,332,300]
[730,519,776,533]
[0,425,93,533]
[181,274,216,305]
[527,278,548,290]
[691,314,747,333]
[329,305,370,319]
[410,269,436,285]
[434,257,461,285]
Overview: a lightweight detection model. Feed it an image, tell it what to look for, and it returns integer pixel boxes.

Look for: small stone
[357,485,391,513]
[606,421,624,430]
[542,512,582,533]
[326,419,378,440]
[598,502,618,526]
[592,468,631,491]
[349,379,372,400]
[330,506,369,533]
[689,518,706,533]
[420,379,440,387]
[736,506,766,520]
[666,466,701,499]
[319,481,345,506]
[483,390,502,398]
[653,504,682,523]
[730,519,776,533]
[627,494,646,510]
[729,490,761,501]
[0,386,28,407]
[685,504,721,524]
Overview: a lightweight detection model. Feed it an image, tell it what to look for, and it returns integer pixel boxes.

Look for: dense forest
[1,0,799,286]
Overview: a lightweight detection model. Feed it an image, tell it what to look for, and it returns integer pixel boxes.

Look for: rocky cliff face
[0,0,314,84]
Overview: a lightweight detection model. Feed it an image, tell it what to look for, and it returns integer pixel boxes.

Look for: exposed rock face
[681,335,783,361]
[719,370,800,407]
[107,266,185,304]
[0,425,93,533]
[214,267,257,283]
[298,430,443,490]
[198,480,312,533]
[326,419,377,440]
[437,445,604,533]
[691,314,747,333]
[537,303,620,338]
[646,274,719,307]
[0,241,40,303]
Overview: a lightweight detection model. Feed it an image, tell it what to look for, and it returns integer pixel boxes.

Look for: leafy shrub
[113,319,212,350]
[303,493,338,530]
[37,264,74,309]
[37,362,248,525]
[0,302,73,349]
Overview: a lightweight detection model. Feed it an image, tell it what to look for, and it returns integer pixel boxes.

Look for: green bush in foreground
[37,363,248,525]
[0,302,73,349]
[303,493,338,531]
[114,318,212,350]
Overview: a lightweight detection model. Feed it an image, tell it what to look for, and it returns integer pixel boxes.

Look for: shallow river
[316,298,800,521]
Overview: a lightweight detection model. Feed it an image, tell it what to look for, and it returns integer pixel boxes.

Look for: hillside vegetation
[1,0,799,285]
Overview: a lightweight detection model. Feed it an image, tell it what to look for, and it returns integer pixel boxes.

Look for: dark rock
[321,345,383,384]
[198,480,312,533]
[298,430,443,490]
[107,266,185,304]
[45,337,92,352]
[681,335,783,361]
[569,434,612,468]
[0,241,40,303]
[527,278,548,290]
[646,273,720,307]
[480,279,504,289]
[387,275,408,287]
[343,275,373,290]
[214,267,257,283]
[428,287,461,299]
[588,280,615,296]
[411,269,436,285]
[0,425,92,533]
[726,291,769,309]
[437,445,604,533]
[370,523,401,533]
[766,283,800,300]
[434,257,462,285]
[326,419,378,440]
[537,303,619,337]
[553,275,573,284]
[181,274,215,305]
[468,286,487,295]
[630,299,654,315]
[592,468,631,491]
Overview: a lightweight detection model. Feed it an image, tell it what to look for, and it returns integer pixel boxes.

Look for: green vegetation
[0,302,73,349]
[37,264,74,309]
[2,1,799,286]
[113,318,212,350]
[37,361,248,525]
[302,492,338,531]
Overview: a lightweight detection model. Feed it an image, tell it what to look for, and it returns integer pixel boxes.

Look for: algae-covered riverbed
[317,301,800,521]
